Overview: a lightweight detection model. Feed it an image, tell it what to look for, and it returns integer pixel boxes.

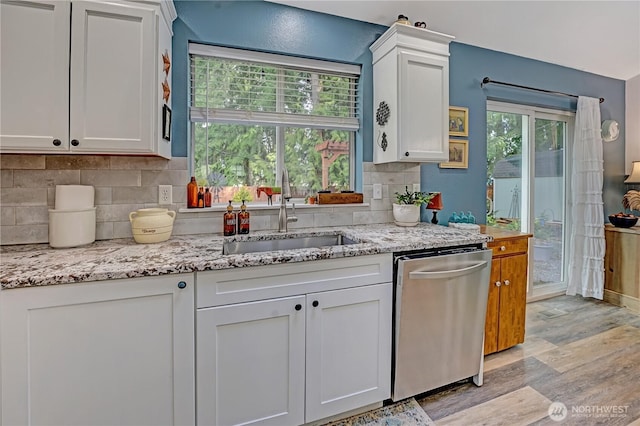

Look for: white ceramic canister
[55,185,95,210]
[129,208,176,244]
[49,207,97,248]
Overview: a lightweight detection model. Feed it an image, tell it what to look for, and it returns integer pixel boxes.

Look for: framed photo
[449,106,469,137]
[439,140,468,169]
[162,104,171,141]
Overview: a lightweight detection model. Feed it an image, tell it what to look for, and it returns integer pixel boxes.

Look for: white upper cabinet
[0,0,175,158]
[370,24,454,163]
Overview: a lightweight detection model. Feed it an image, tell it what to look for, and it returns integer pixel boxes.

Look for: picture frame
[162,104,171,141]
[439,139,469,169]
[448,106,469,137]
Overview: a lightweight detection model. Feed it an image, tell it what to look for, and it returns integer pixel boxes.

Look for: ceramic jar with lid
[129,208,176,243]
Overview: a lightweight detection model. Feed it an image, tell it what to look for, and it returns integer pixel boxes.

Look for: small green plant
[394,186,434,206]
[232,186,253,203]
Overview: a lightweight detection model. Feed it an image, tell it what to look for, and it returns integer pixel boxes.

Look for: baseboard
[604,289,640,314]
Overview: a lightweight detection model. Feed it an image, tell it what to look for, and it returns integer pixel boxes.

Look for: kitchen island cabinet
[196,255,392,425]
[604,225,640,313]
[0,0,174,158]
[0,274,194,425]
[481,227,531,355]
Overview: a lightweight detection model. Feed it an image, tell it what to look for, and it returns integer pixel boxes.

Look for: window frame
[188,44,360,197]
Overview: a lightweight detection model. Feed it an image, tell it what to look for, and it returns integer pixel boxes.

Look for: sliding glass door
[486,101,574,299]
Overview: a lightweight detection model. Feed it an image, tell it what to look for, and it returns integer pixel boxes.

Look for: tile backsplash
[0,155,420,245]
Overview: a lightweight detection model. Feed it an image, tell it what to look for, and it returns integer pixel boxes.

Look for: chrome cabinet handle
[500,246,506,251]
[504,280,510,286]
[495,281,501,287]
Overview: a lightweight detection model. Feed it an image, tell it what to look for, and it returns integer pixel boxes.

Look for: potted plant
[393,186,435,226]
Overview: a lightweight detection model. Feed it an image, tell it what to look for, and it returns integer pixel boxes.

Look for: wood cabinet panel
[484,231,530,355]
[497,253,528,351]
[604,226,640,313]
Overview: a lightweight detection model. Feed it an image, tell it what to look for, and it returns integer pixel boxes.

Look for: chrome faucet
[278,168,298,232]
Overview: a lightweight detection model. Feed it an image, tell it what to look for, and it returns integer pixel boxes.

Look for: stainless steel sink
[222,234,359,255]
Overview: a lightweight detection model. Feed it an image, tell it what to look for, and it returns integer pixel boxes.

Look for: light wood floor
[417,295,640,425]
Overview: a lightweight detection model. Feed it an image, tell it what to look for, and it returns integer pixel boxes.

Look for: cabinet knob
[404,152,410,157]
[295,304,302,311]
[71,139,80,146]
[312,300,319,307]
[495,281,501,287]
[504,280,510,286]
[52,139,62,146]
[500,246,506,251]
[177,281,187,289]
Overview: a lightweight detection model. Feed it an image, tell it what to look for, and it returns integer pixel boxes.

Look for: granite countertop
[0,223,492,289]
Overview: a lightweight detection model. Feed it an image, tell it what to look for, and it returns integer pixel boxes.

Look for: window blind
[189,43,361,131]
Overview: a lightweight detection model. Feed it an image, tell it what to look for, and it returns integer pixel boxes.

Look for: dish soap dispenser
[223,201,236,236]
[237,200,250,234]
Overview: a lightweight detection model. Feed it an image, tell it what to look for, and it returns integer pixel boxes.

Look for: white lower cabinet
[0,274,195,426]
[196,255,393,426]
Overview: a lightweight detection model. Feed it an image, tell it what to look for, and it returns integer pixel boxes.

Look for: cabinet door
[484,260,502,355]
[0,0,70,152]
[305,283,392,423]
[398,51,449,162]
[1,274,195,426]
[497,253,528,351]
[197,296,305,426]
[70,1,156,154]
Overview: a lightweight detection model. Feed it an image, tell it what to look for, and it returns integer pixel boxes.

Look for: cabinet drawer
[488,237,529,257]
[196,254,392,308]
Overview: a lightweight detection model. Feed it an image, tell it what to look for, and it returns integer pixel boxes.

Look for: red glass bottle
[223,201,236,236]
[237,200,250,234]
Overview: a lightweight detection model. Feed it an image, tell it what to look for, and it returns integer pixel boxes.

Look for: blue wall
[172,1,626,221]
[422,43,625,224]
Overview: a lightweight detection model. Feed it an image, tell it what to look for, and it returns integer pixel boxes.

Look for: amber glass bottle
[223,201,236,236]
[187,177,198,208]
[197,187,205,208]
[237,200,250,234]
[204,188,212,207]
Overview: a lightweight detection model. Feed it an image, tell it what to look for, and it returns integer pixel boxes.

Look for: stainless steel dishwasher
[392,245,492,401]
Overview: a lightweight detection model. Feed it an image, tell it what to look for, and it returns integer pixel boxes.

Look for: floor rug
[322,398,435,426]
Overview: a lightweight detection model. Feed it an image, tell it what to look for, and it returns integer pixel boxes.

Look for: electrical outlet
[159,185,172,205]
[413,183,421,193]
[373,183,382,200]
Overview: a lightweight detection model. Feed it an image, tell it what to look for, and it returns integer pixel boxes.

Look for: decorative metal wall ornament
[376,101,390,126]
[381,132,388,151]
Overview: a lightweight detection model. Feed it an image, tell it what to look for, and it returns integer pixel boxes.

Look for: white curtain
[566,96,605,299]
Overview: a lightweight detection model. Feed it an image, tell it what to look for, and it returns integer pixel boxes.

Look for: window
[486,101,574,299]
[189,44,360,205]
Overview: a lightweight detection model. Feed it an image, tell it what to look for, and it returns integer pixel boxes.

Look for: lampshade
[625,161,640,184]
[427,192,443,210]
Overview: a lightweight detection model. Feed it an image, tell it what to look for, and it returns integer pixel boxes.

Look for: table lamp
[427,192,443,224]
[624,161,640,185]
[623,161,640,212]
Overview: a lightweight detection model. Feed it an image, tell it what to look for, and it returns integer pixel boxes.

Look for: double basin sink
[222,232,360,255]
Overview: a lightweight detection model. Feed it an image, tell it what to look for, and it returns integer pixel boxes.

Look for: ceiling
[267,0,640,81]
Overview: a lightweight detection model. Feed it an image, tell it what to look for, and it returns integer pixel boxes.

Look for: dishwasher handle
[408,260,488,280]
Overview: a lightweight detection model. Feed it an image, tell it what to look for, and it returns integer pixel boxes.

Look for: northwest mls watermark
[548,401,629,422]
